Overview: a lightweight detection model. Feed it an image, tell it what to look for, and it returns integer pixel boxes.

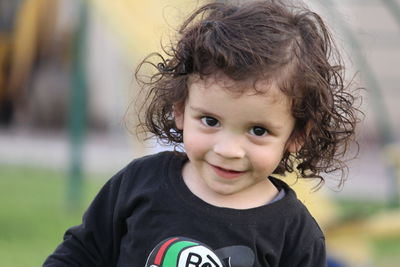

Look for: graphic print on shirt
[145,237,255,267]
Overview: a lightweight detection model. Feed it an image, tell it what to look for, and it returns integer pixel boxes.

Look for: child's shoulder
[115,151,185,189]
[124,150,185,172]
[269,177,324,238]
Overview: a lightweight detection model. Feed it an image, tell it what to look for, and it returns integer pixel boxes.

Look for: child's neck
[182,162,279,210]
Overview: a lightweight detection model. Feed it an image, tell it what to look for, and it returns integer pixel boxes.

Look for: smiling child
[44,1,360,266]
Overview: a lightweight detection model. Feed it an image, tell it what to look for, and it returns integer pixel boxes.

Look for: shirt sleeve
[43,170,126,267]
[287,237,327,267]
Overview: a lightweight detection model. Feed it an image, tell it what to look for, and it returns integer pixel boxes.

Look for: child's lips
[209,164,246,179]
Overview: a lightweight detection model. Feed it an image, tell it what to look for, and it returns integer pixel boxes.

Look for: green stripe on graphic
[162,241,198,266]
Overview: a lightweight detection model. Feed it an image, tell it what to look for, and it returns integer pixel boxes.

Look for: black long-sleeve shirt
[43,151,326,266]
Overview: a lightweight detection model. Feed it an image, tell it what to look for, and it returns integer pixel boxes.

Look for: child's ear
[287,121,311,153]
[287,138,303,153]
[173,104,184,130]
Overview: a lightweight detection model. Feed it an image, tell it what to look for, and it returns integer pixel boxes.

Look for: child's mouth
[209,164,245,179]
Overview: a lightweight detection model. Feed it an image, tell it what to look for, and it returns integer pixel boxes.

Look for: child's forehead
[188,73,289,103]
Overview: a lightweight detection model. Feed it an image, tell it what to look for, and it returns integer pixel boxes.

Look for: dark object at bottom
[0,98,13,125]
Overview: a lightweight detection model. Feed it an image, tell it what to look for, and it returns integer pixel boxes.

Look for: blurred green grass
[373,237,400,267]
[1,164,399,266]
[0,164,106,266]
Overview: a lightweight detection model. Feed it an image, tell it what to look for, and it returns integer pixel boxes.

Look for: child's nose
[213,134,245,159]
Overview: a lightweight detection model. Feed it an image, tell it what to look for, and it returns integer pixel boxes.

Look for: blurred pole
[68,0,88,212]
[381,0,400,207]
[323,0,399,207]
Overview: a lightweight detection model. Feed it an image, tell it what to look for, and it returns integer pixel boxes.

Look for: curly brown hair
[135,0,361,187]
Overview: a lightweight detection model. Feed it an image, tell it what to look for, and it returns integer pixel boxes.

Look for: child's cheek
[183,131,212,158]
[250,146,284,174]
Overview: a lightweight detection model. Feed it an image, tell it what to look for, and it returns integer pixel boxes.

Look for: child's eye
[201,116,220,127]
[249,126,268,136]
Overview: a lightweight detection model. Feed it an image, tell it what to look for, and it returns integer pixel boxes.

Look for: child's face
[174,75,298,199]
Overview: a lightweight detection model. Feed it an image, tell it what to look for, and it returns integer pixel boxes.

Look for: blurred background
[0,0,399,266]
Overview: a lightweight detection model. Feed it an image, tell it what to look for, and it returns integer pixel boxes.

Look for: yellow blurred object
[8,0,57,103]
[87,0,207,63]
[364,210,400,238]
[0,33,10,101]
[8,0,41,96]
[326,219,372,266]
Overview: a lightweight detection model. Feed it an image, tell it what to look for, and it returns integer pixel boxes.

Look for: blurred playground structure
[0,0,400,266]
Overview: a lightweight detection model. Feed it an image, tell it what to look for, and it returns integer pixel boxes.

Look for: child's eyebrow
[188,106,212,114]
[188,106,221,119]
